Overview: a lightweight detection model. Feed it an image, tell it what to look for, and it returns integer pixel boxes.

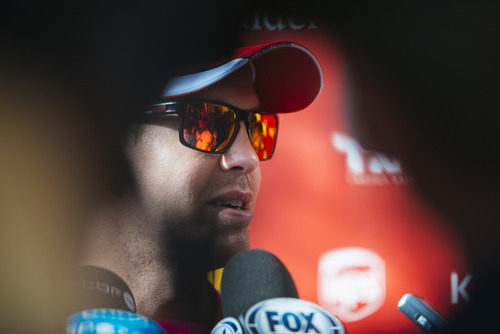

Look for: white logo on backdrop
[318,247,386,322]
[451,271,472,304]
[331,132,411,185]
[242,13,319,31]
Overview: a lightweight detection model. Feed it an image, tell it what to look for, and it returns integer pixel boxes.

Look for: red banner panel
[244,14,470,334]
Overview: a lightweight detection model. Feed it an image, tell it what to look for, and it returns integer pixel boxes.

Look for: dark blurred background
[253,2,500,332]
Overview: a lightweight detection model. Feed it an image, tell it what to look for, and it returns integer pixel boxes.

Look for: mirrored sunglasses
[144,101,278,161]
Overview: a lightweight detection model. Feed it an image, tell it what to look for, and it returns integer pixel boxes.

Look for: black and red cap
[161,41,323,113]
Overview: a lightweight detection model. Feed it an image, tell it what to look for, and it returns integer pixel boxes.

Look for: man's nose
[220,121,259,173]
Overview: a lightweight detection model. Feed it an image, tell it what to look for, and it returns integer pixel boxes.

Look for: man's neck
[81,202,219,328]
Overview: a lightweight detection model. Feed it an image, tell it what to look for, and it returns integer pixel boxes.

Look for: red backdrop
[244,14,470,334]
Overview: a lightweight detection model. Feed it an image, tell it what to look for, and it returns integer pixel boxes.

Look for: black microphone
[66,265,165,333]
[213,249,345,334]
[75,265,137,313]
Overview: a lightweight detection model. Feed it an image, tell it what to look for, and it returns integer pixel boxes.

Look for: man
[81,41,322,332]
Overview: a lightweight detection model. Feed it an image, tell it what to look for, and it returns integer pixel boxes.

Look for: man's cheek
[252,168,262,195]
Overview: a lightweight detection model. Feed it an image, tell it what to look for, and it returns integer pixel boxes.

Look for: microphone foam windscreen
[221,249,298,318]
[73,265,136,314]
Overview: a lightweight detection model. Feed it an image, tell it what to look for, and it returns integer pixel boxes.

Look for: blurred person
[81,41,322,333]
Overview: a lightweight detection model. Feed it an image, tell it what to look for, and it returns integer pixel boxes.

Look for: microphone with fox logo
[212,249,345,334]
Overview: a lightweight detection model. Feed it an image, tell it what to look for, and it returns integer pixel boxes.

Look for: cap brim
[160,41,323,113]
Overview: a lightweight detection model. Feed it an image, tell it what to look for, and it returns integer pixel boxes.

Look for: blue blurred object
[66,309,165,334]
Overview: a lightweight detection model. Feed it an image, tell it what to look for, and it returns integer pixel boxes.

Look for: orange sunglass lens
[182,103,237,152]
[250,113,277,160]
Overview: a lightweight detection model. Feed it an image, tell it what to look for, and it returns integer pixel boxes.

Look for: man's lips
[210,191,253,211]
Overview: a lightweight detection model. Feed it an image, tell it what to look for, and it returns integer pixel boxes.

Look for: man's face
[125,66,262,269]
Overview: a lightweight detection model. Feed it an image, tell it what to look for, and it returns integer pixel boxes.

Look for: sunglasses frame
[144,100,279,160]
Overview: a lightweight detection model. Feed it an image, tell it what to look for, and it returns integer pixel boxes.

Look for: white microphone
[217,249,345,334]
